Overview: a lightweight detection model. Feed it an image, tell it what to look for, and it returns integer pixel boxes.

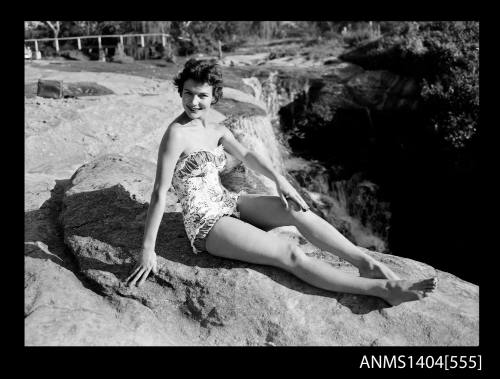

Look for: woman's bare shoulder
[216,122,232,138]
[160,122,185,151]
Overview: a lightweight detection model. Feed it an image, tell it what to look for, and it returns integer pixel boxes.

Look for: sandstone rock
[25,256,185,346]
[24,63,479,346]
[37,79,63,99]
[24,65,231,180]
[54,154,478,346]
[25,173,58,211]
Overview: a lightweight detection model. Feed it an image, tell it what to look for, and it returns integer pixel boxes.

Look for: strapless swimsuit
[171,144,246,253]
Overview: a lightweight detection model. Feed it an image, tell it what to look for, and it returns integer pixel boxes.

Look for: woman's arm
[220,125,309,211]
[126,125,184,287]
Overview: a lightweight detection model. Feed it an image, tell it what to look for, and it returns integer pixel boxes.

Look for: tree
[44,21,60,39]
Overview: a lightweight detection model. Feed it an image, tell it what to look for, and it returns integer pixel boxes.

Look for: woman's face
[181,79,214,121]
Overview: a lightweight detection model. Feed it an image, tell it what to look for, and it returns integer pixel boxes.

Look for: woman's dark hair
[173,59,223,104]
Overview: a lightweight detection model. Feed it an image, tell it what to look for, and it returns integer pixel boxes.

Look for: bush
[418,22,479,148]
[340,21,479,149]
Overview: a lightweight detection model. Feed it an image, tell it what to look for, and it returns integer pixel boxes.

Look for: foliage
[340,21,479,149]
[341,22,382,48]
[25,21,349,57]
[417,22,479,148]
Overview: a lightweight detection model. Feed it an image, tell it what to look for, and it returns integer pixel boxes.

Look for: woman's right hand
[125,248,158,287]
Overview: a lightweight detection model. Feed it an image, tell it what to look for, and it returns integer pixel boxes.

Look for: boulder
[50,154,479,346]
[37,79,63,99]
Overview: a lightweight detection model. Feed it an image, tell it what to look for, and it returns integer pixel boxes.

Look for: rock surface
[25,62,479,346]
[26,151,479,346]
[37,154,477,346]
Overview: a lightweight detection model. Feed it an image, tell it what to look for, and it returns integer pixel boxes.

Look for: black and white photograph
[24,20,481,356]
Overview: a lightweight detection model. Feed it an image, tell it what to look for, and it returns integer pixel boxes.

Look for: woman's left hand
[275,176,309,212]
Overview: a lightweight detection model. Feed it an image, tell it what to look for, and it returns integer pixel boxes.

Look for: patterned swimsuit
[171,144,246,254]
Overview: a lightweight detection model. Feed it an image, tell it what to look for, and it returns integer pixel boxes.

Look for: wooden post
[54,38,59,52]
[34,40,39,52]
[98,36,102,49]
[140,35,145,47]
[77,38,82,50]
[120,35,123,45]
[161,34,166,47]
[218,40,222,60]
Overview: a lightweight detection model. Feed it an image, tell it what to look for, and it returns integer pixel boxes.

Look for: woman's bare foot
[382,278,437,306]
[358,257,401,281]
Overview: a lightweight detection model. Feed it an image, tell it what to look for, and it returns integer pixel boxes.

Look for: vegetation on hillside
[339,21,479,149]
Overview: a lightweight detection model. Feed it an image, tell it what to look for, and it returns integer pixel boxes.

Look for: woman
[126,59,436,306]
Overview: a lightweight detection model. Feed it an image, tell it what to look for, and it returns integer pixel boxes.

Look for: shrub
[340,21,479,149]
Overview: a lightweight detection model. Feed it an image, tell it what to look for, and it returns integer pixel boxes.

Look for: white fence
[25,33,172,53]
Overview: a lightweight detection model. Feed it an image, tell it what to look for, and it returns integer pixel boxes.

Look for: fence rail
[24,33,172,53]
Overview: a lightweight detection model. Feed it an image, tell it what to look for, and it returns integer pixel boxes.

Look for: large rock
[37,79,63,98]
[47,154,478,346]
[24,63,478,346]
[25,256,185,345]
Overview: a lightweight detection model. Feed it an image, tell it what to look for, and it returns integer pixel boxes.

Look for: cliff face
[24,62,478,346]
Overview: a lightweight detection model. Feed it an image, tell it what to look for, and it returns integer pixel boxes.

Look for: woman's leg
[237,194,400,280]
[205,216,436,305]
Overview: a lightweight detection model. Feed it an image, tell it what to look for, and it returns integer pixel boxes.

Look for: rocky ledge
[25,154,478,346]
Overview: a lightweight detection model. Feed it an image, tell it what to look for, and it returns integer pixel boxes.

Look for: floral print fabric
[171,144,245,254]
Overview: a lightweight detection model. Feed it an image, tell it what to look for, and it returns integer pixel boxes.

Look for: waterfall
[329,178,388,252]
[242,71,313,122]
[242,69,391,252]
[242,77,263,103]
[224,70,390,252]
[221,115,287,196]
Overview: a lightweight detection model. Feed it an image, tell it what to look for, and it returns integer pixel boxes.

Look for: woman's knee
[279,243,308,270]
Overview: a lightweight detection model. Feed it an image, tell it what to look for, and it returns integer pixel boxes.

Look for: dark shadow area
[61,183,389,314]
[25,179,121,295]
[25,243,67,266]
[25,179,75,271]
